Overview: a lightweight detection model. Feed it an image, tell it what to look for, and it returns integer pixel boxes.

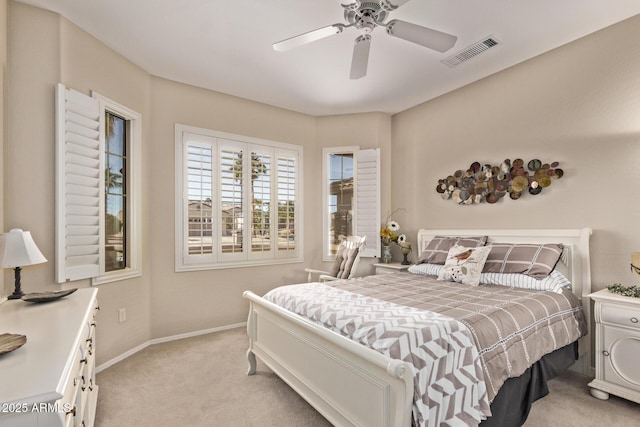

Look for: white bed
[243,228,592,427]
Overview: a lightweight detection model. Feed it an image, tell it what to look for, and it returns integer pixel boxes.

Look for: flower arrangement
[379,208,406,246]
[380,221,399,246]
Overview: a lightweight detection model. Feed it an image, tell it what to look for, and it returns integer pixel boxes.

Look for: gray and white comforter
[263,272,586,427]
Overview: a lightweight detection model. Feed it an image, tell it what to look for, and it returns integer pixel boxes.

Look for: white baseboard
[96,322,246,373]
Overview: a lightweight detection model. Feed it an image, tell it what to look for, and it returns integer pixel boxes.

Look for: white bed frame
[243,228,592,427]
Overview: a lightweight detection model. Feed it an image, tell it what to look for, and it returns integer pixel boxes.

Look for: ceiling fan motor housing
[343,1,388,28]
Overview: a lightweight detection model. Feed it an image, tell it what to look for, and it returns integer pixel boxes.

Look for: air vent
[442,36,501,68]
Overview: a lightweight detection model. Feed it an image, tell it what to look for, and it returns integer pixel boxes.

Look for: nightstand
[588,288,640,404]
[373,262,410,275]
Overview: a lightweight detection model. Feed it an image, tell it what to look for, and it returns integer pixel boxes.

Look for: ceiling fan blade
[273,24,344,52]
[350,35,371,80]
[381,0,411,9]
[386,19,457,53]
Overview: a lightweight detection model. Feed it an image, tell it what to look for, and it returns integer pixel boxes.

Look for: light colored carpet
[95,327,640,426]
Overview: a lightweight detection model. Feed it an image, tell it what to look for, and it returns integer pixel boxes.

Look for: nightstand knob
[631,317,638,324]
[603,350,610,357]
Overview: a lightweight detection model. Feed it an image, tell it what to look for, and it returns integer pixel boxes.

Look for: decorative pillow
[417,235,488,265]
[437,245,492,286]
[407,263,443,277]
[331,246,359,279]
[479,270,571,293]
[482,243,564,279]
[329,244,346,277]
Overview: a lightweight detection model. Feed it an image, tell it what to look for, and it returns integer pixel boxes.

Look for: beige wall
[391,14,640,291]
[146,85,392,339]
[0,0,6,292]
[147,78,317,339]
[5,2,153,363]
[5,2,60,299]
[4,1,640,366]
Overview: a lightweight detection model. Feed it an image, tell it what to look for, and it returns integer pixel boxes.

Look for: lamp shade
[0,228,47,268]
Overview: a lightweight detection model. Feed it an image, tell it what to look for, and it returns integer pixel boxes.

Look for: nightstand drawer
[601,303,640,329]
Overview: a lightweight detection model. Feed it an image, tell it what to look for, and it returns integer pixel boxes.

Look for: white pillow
[408,263,443,276]
[479,269,572,293]
[438,245,491,286]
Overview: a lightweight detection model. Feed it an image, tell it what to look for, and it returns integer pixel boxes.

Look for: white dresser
[0,288,99,426]
[588,288,640,404]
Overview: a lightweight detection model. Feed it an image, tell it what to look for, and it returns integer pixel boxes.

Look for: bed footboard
[243,291,414,427]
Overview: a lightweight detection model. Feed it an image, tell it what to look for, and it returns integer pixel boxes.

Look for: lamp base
[7,266,24,299]
[7,290,24,300]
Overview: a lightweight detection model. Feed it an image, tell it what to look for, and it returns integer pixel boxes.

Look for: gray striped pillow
[408,263,443,276]
[417,236,488,265]
[479,270,571,293]
[482,243,564,279]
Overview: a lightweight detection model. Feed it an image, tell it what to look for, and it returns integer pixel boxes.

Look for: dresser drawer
[601,303,640,329]
[58,345,82,414]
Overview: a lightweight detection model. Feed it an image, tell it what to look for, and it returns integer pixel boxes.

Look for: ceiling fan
[273,0,458,79]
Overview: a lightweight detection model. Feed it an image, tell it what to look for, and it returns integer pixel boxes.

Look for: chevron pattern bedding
[263,272,586,427]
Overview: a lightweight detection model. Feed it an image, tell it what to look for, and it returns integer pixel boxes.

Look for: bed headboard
[416,228,593,300]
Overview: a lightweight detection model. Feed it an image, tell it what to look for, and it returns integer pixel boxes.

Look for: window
[175,124,302,271]
[104,112,127,272]
[322,147,380,261]
[92,93,141,284]
[325,149,355,257]
[55,84,141,284]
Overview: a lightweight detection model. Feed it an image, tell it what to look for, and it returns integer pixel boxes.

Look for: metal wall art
[436,159,564,205]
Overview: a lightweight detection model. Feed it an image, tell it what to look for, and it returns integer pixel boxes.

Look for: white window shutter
[354,148,380,258]
[55,83,105,282]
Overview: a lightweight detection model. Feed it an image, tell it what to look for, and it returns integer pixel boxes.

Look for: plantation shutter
[275,149,298,257]
[55,83,105,282]
[218,139,246,262]
[354,148,380,258]
[184,135,216,260]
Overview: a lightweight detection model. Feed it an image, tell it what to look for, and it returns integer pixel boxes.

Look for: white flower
[397,234,407,244]
[388,221,400,232]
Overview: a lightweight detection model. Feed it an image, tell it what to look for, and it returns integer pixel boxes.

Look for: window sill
[92,268,141,286]
[175,257,303,273]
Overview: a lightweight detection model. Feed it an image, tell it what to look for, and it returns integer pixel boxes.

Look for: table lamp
[0,228,47,299]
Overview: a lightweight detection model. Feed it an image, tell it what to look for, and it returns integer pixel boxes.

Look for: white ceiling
[15,0,640,116]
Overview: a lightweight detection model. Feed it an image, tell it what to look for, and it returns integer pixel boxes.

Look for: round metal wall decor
[436,159,564,205]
